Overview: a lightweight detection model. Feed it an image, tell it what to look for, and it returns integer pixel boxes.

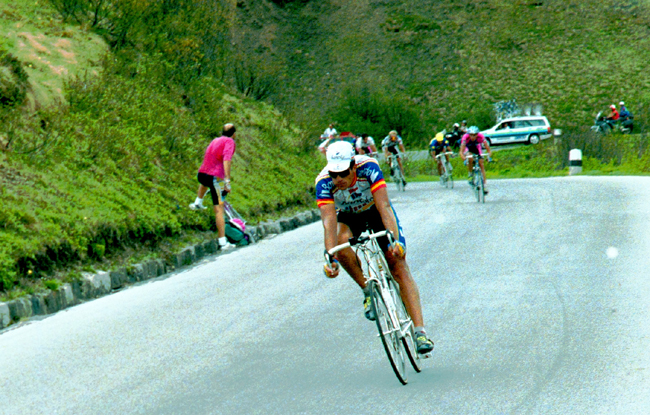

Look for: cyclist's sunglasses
[329,168,351,179]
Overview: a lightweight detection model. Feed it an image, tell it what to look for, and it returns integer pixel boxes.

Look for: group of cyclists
[316,122,492,361]
[429,125,493,194]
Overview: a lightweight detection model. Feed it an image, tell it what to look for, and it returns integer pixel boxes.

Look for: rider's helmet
[453,123,460,128]
[468,126,480,134]
[389,130,398,141]
[434,132,444,142]
[360,133,368,139]
[326,141,355,172]
[619,101,625,106]
[610,104,616,110]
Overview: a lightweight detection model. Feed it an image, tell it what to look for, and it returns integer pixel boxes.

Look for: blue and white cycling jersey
[315,155,387,214]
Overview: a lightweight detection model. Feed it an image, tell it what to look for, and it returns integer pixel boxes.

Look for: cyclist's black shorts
[434,148,446,157]
[337,205,405,252]
[197,172,224,206]
[386,145,400,156]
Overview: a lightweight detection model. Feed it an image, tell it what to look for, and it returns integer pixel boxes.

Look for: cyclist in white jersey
[381,130,407,187]
[315,141,433,354]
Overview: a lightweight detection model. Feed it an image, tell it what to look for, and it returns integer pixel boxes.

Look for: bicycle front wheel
[477,173,485,203]
[473,170,481,201]
[447,163,454,189]
[386,276,422,373]
[370,280,408,384]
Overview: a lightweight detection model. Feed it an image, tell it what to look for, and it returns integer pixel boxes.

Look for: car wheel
[528,134,540,145]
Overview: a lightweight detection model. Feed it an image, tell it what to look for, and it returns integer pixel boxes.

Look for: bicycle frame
[326,231,411,341]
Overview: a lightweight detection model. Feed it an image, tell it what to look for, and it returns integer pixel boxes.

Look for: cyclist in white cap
[315,141,434,354]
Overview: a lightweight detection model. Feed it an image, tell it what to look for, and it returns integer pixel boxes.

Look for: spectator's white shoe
[219,242,236,251]
[189,202,207,211]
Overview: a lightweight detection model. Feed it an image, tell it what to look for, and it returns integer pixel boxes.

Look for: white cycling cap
[619,101,625,106]
[326,141,355,172]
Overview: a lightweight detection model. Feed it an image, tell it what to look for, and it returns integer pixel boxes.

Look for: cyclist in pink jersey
[189,123,237,250]
[459,126,493,194]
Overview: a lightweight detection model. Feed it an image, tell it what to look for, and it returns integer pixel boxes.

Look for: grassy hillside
[3,0,650,297]
[0,0,322,295]
[234,0,650,145]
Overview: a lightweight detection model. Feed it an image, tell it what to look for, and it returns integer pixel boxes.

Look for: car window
[497,122,511,130]
[529,119,545,127]
[514,120,532,128]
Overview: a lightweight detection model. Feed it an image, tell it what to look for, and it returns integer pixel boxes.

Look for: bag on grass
[225,218,249,246]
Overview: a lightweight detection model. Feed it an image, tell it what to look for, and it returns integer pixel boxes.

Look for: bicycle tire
[477,173,485,203]
[370,280,409,385]
[473,170,481,201]
[386,276,422,373]
[448,164,454,189]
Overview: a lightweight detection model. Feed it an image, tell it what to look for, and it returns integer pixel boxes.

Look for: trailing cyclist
[355,133,377,156]
[429,132,453,178]
[316,141,434,354]
[459,126,493,194]
[381,130,407,187]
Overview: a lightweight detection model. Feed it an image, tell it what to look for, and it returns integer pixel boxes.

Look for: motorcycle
[591,111,634,135]
[445,129,462,148]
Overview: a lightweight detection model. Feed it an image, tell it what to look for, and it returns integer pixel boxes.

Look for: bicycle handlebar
[324,230,394,263]
[435,152,454,159]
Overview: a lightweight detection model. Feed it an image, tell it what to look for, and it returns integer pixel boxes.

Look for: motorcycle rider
[606,104,620,121]
[619,101,634,133]
[619,101,631,120]
[447,123,462,148]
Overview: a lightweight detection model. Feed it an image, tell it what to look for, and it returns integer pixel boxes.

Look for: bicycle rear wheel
[370,280,408,384]
[386,276,422,372]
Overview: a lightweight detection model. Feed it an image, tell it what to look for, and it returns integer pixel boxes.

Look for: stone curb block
[0,303,9,329]
[0,208,320,330]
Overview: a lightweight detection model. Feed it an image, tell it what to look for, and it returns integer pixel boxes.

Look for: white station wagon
[481,115,552,145]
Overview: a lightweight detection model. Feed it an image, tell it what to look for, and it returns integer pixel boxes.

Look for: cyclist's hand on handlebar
[323,258,340,278]
[389,241,406,259]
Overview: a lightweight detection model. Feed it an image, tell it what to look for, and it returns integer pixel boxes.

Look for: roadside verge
[0,209,321,331]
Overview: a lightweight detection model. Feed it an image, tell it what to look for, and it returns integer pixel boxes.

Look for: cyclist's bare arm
[319,203,340,277]
[399,144,406,154]
[373,187,403,258]
[483,141,493,158]
[459,142,467,159]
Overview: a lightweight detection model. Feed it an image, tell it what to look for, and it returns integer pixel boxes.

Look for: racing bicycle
[386,154,406,192]
[325,230,426,385]
[435,151,454,189]
[466,154,487,203]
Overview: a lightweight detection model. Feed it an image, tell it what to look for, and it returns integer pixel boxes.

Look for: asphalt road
[1,176,650,415]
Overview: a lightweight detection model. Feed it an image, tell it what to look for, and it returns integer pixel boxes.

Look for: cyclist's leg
[436,154,443,176]
[385,254,424,328]
[332,221,366,289]
[368,206,424,328]
[466,156,474,177]
[397,156,406,178]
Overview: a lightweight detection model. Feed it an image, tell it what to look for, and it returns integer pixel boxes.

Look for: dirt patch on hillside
[4,22,107,109]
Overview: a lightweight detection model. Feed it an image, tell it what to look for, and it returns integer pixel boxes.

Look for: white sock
[195,197,203,205]
[218,237,228,246]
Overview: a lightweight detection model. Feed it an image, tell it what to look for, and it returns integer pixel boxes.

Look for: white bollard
[569,149,582,175]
